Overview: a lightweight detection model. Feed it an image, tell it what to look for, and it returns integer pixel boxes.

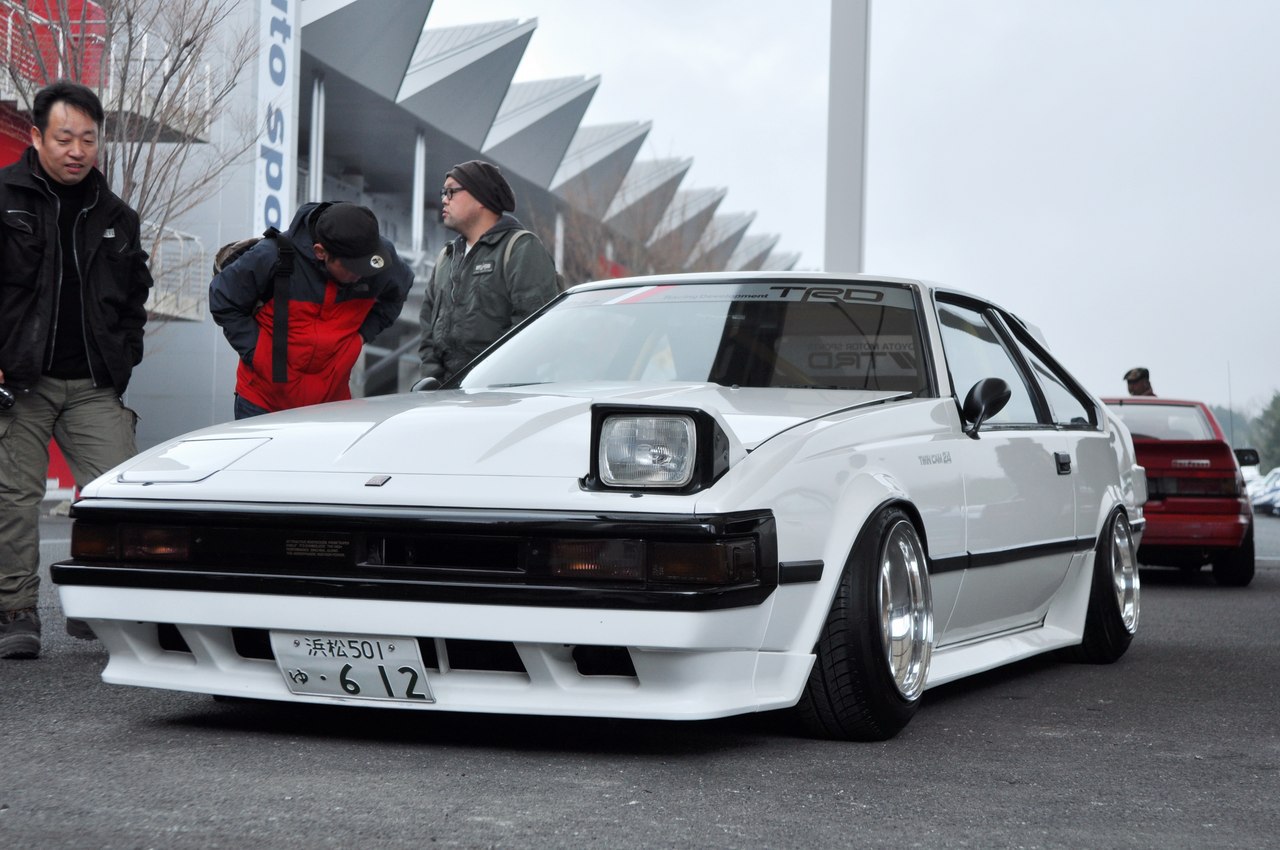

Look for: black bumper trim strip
[778,560,823,584]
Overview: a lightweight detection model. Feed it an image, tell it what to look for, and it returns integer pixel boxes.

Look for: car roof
[566,270,930,295]
[1100,397,1208,408]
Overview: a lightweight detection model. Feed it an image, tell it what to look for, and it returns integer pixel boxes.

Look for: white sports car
[54,273,1144,740]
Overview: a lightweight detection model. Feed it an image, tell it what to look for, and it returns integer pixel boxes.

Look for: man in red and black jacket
[210,202,413,418]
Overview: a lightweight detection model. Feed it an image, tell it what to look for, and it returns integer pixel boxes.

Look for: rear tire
[797,508,933,741]
[1074,511,1139,663]
[1211,528,1255,587]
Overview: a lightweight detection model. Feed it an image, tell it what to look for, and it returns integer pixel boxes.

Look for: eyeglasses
[440,186,468,201]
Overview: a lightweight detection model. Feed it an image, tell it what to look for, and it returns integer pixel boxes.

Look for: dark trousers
[233,394,272,420]
[0,377,137,610]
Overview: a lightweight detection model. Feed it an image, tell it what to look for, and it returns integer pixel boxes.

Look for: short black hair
[32,80,105,132]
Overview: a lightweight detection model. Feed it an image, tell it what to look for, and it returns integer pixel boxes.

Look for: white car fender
[758,467,917,654]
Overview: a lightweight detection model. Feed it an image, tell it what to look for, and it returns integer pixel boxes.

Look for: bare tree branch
[3,0,259,321]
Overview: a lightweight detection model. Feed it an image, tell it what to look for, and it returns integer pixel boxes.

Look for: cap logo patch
[370,254,385,269]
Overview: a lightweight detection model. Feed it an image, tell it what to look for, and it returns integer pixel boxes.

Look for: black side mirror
[961,377,1011,439]
[1235,448,1260,468]
[412,377,442,392]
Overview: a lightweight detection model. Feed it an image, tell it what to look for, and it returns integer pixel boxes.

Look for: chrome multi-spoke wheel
[799,508,935,741]
[879,519,933,701]
[1108,514,1140,634]
[1075,511,1139,664]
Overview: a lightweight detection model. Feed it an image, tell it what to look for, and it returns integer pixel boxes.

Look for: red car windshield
[1109,403,1215,441]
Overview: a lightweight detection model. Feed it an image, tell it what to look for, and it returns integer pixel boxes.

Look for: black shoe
[66,617,97,641]
[0,607,41,659]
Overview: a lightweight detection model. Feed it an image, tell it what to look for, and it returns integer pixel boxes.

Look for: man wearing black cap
[210,201,412,417]
[419,160,560,383]
[1123,367,1155,396]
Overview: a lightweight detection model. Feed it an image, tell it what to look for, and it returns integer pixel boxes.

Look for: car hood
[108,383,907,485]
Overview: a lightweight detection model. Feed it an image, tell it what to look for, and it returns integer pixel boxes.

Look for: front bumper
[53,498,817,718]
[56,585,814,719]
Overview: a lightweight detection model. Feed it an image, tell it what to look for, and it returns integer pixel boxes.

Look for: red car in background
[1103,397,1258,586]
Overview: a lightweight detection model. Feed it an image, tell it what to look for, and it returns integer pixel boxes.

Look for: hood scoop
[117,438,270,483]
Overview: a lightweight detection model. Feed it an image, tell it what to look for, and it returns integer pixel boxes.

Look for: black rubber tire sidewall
[797,506,926,741]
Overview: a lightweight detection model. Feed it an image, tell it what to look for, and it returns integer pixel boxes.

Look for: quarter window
[1011,335,1093,427]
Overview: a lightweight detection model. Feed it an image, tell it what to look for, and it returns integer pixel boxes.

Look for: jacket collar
[5,146,106,211]
[448,213,524,255]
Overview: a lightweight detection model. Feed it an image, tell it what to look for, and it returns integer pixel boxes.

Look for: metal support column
[412,131,426,255]
[308,75,326,202]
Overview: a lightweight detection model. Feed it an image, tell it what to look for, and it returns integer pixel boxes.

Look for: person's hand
[0,367,5,383]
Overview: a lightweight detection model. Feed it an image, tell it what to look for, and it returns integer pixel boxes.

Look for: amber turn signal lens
[71,524,118,559]
[121,526,191,561]
[547,539,645,581]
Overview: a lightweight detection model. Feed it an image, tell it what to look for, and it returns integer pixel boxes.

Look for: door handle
[1055,452,1072,475]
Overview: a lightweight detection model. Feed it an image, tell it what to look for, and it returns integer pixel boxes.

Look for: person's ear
[313,243,327,261]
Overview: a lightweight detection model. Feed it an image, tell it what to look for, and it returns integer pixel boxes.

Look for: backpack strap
[267,226,295,383]
[500,228,567,291]
[501,230,531,277]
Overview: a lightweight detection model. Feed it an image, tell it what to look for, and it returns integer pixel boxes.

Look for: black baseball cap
[314,203,387,277]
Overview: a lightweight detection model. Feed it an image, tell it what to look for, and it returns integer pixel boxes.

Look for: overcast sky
[426,1,1277,415]
[863,1,1279,416]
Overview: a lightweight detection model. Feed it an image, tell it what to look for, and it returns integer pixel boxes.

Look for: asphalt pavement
[3,508,1278,849]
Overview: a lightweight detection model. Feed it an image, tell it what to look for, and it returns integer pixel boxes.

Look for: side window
[935,300,1039,425]
[1011,335,1094,427]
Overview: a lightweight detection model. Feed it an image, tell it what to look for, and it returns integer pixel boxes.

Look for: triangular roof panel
[730,233,783,271]
[302,0,432,100]
[647,187,727,270]
[759,249,801,271]
[551,122,649,218]
[686,211,755,271]
[483,76,599,188]
[604,157,691,244]
[398,20,535,148]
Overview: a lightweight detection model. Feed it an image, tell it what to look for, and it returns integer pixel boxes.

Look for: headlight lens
[599,415,696,487]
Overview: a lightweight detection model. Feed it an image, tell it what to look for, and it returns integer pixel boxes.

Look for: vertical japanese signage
[255,0,301,233]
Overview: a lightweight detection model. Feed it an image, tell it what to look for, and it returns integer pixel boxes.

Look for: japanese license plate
[270,631,435,703]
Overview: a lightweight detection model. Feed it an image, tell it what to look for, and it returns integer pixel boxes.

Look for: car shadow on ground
[166,653,1080,753]
[169,693,790,755]
[1138,564,1230,588]
[150,564,1271,752]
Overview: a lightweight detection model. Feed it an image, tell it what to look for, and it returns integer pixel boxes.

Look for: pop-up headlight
[588,406,732,494]
[599,414,696,488]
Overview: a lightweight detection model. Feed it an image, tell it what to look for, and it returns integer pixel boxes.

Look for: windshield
[1109,403,1215,440]
[460,281,930,393]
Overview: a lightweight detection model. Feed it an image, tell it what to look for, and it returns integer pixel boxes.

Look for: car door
[933,296,1078,645]
[1001,315,1112,564]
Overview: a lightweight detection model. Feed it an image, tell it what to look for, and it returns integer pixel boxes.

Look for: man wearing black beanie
[419,160,560,383]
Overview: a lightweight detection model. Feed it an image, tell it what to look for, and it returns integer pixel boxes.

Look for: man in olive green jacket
[419,160,559,383]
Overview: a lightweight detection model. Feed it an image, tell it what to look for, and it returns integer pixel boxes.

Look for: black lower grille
[573,645,636,677]
[157,622,190,653]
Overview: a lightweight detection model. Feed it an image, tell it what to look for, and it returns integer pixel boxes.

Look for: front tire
[797,508,934,741]
[1211,528,1255,587]
[1074,511,1139,663]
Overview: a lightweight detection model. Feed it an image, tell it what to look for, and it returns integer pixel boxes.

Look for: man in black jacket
[419,160,560,383]
[0,80,153,659]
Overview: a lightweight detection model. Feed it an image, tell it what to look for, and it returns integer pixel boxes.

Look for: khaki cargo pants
[0,377,137,611]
